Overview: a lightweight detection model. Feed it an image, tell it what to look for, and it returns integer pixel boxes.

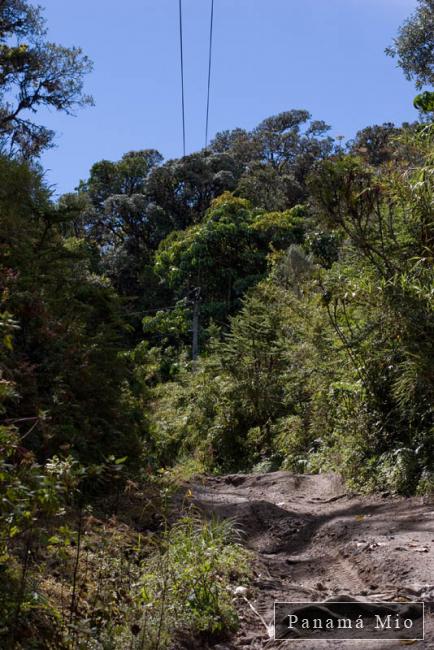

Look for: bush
[114,513,251,649]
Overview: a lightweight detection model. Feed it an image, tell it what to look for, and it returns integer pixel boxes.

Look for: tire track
[188,471,434,649]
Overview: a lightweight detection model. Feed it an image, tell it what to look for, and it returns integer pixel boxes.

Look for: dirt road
[190,471,434,649]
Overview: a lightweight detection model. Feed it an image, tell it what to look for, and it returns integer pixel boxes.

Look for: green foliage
[129,513,250,649]
[143,302,191,348]
[305,131,434,491]
[386,0,434,89]
[148,124,434,494]
[2,2,434,642]
[68,110,334,344]
[349,122,403,165]
[414,90,434,111]
[250,204,305,249]
[0,420,88,645]
[0,0,93,156]
[154,193,260,314]
[149,278,325,472]
[0,154,145,466]
[154,194,306,333]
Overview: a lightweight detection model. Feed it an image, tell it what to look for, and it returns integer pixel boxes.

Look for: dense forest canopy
[0,0,433,647]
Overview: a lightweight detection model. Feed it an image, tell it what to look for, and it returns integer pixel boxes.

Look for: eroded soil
[189,472,434,649]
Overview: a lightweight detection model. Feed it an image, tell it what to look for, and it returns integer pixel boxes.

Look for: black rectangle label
[274,601,424,640]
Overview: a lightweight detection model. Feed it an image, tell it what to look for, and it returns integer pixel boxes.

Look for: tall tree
[154,193,305,328]
[0,0,93,157]
[0,155,143,463]
[210,111,335,210]
[386,0,434,89]
[349,123,401,165]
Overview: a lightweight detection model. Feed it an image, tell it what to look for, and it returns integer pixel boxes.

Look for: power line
[179,0,186,156]
[205,0,214,148]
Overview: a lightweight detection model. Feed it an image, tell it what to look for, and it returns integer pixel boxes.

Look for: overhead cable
[179,0,186,156]
[205,0,215,148]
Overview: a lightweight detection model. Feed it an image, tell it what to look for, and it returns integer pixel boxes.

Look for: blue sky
[38,0,419,195]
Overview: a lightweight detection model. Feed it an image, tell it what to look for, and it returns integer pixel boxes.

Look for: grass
[123,512,252,650]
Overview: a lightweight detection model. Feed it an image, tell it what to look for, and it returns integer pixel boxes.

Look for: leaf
[413,91,434,112]
[3,334,13,351]
[115,456,128,465]
[9,525,20,538]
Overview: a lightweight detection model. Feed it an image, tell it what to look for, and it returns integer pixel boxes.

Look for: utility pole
[192,287,201,364]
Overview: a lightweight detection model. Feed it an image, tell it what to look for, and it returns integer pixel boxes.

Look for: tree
[82,149,163,210]
[386,0,434,89]
[79,150,167,248]
[146,150,242,229]
[308,142,434,489]
[0,154,144,464]
[210,111,335,210]
[236,162,297,210]
[414,90,434,111]
[154,194,260,326]
[154,193,305,328]
[0,0,93,157]
[74,150,175,332]
[349,123,401,165]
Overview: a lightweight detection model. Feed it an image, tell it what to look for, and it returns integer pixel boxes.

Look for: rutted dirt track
[190,472,434,649]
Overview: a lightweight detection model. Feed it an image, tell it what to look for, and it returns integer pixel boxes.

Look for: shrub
[115,513,251,649]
